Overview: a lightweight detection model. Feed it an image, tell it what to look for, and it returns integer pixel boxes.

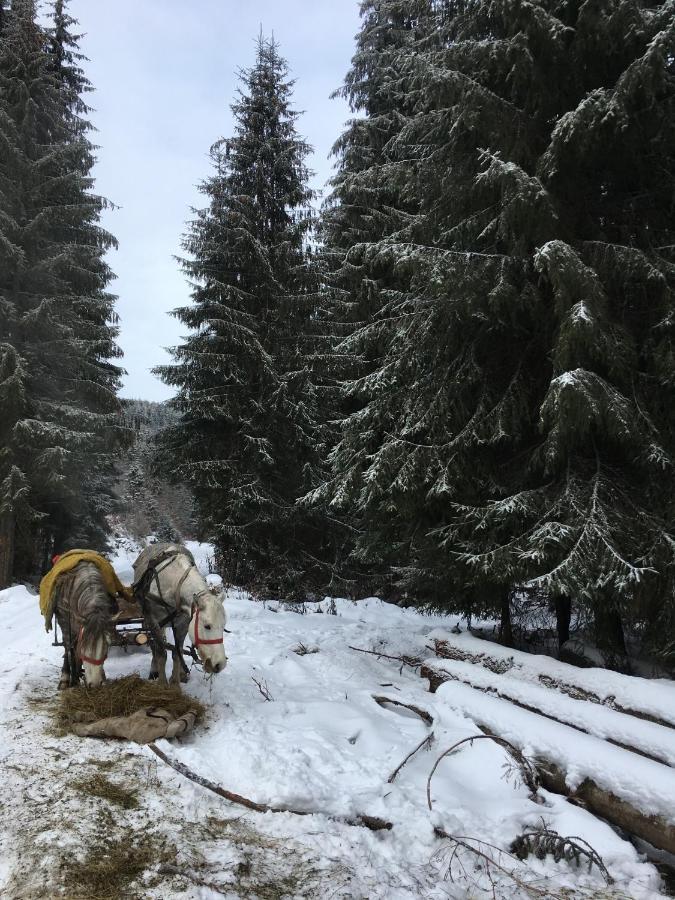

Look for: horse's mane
[73,562,114,645]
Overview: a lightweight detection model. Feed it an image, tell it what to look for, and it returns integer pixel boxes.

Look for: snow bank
[435,679,675,824]
[0,564,668,898]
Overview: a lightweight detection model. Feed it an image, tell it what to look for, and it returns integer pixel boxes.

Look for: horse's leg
[146,619,167,684]
[58,650,71,690]
[170,621,188,685]
[154,644,168,685]
[68,646,81,687]
[148,643,159,680]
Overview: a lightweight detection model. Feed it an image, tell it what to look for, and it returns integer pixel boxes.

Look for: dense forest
[1,0,673,671]
[0,0,128,585]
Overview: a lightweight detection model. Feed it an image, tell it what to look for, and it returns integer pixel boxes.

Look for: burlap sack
[72,706,196,743]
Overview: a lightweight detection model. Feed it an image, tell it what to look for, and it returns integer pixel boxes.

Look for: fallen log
[421,662,674,768]
[433,640,515,675]
[536,759,675,859]
[148,743,392,832]
[433,638,675,730]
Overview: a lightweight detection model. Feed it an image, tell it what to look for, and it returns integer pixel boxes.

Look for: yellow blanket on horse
[39,549,132,631]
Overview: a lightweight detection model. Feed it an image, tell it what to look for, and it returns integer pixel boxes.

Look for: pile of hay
[57,674,206,732]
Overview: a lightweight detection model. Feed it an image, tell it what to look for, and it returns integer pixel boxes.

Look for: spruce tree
[0,0,125,583]
[310,1,435,597]
[158,37,325,597]
[320,0,674,662]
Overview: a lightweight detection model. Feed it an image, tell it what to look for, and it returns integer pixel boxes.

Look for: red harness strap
[78,626,107,666]
[193,606,224,647]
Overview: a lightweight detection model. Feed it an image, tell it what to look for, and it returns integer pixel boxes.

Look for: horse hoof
[148,671,159,681]
[180,672,189,684]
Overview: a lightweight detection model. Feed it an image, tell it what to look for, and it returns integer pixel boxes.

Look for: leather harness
[133,547,223,673]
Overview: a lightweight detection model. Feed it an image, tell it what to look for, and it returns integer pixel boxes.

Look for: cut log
[421,679,675,857]
[433,640,516,675]
[536,759,675,859]
[433,638,675,730]
[421,662,675,768]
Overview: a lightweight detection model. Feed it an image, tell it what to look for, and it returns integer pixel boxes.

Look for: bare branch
[349,645,423,671]
[148,743,392,832]
[372,694,434,726]
[251,674,274,701]
[388,733,435,783]
[427,734,540,810]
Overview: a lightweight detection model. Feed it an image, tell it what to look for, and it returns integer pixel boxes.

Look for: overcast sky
[68,0,362,401]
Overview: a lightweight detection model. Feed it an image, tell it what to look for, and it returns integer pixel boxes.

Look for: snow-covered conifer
[320,0,674,662]
[311,1,436,596]
[158,37,326,597]
[0,0,125,581]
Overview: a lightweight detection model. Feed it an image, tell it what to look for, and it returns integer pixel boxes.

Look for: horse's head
[188,589,227,674]
[77,626,112,687]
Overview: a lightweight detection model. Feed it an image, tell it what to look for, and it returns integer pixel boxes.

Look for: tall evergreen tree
[309,1,435,596]
[158,37,325,596]
[320,0,674,663]
[0,0,125,585]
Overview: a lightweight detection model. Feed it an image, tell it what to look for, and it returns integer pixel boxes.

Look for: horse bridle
[191,598,224,649]
[77,625,108,667]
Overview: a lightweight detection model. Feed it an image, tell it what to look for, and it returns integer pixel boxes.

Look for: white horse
[133,543,227,685]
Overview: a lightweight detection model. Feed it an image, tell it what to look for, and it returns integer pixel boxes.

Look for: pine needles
[511,823,613,884]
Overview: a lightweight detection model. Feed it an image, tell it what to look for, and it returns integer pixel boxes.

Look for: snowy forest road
[0,543,671,898]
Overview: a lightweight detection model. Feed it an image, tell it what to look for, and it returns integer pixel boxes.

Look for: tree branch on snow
[433,829,590,899]
[148,743,392,831]
[388,733,435,784]
[349,645,423,672]
[251,673,274,701]
[511,821,613,884]
[372,694,434,726]
[427,734,540,810]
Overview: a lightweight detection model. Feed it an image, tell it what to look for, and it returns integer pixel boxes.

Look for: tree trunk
[537,760,675,857]
[594,595,631,674]
[0,511,15,590]
[499,586,513,648]
[555,594,571,650]
[419,662,673,767]
[429,637,675,728]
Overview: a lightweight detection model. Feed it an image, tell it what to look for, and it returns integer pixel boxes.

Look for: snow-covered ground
[0,539,671,898]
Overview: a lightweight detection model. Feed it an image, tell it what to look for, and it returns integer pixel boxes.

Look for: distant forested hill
[114,400,195,542]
